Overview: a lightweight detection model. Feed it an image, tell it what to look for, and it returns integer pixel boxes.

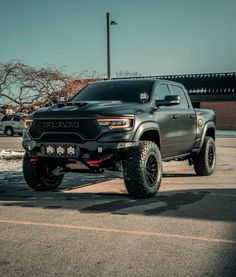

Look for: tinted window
[13,117,20,121]
[1,116,11,121]
[72,81,154,103]
[156,84,170,100]
[170,85,189,108]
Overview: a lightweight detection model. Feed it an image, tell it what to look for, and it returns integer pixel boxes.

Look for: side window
[1,116,11,121]
[13,117,20,122]
[155,84,171,100]
[170,85,189,108]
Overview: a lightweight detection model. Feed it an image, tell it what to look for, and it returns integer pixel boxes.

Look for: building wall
[200,101,236,130]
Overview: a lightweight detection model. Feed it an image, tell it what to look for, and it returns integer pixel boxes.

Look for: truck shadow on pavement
[1,171,236,222]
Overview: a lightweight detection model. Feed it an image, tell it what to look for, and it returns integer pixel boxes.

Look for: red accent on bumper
[88,159,103,165]
[31,157,39,163]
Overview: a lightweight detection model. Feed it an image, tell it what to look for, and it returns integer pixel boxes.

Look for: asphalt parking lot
[0,135,23,151]
[0,138,236,276]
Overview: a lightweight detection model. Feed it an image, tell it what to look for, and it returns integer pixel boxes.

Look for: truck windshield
[72,81,154,103]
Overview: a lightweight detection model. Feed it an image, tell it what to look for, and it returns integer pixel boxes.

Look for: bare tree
[0,61,73,111]
[115,70,142,78]
[0,62,21,104]
[0,61,102,113]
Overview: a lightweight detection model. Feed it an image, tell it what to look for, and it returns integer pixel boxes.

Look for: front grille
[41,134,84,143]
[29,119,101,140]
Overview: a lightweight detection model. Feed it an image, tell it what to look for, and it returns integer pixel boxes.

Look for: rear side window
[1,116,11,121]
[155,84,171,100]
[170,85,189,108]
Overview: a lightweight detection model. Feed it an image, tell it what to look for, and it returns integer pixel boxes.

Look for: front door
[154,83,180,158]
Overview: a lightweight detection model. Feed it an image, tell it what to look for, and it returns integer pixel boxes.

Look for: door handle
[189,114,195,118]
[172,115,179,119]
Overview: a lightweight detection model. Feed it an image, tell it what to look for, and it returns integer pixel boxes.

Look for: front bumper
[22,139,138,158]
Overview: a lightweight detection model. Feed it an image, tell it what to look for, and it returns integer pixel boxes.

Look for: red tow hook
[88,155,112,165]
[87,159,103,165]
[30,157,39,163]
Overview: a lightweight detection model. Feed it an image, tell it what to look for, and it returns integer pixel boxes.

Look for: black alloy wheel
[123,141,162,198]
[207,145,215,168]
[193,136,216,176]
[145,153,158,187]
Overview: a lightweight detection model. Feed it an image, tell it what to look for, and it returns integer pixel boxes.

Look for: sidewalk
[216,130,236,137]
[0,136,24,152]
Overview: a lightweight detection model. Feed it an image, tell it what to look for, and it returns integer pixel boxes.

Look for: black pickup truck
[22,79,216,198]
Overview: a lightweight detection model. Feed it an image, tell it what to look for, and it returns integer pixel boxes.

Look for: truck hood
[31,101,147,119]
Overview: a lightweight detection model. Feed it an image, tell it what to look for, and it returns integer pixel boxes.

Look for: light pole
[106,12,117,80]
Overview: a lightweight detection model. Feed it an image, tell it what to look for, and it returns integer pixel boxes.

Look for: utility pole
[106,12,117,80]
[106,12,111,80]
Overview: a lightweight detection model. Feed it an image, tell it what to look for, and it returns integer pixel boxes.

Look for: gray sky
[0,0,235,76]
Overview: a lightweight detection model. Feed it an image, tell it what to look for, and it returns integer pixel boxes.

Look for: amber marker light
[24,118,33,128]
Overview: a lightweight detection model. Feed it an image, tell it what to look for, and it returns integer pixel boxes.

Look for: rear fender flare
[198,122,215,153]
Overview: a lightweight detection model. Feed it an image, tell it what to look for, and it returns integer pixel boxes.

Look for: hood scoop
[96,101,123,106]
[57,102,88,108]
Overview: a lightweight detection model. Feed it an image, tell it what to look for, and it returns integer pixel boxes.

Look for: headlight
[24,118,33,128]
[96,118,133,129]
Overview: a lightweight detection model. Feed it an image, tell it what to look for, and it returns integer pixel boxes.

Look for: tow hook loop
[31,157,39,163]
[88,155,112,165]
[88,159,103,165]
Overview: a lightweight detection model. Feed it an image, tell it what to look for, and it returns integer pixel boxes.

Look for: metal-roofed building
[114,72,236,130]
[157,72,236,102]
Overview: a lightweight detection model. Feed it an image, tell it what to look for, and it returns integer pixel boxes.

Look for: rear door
[14,116,25,133]
[169,85,196,153]
[13,116,21,132]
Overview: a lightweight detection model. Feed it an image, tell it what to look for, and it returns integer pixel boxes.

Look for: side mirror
[60,96,70,102]
[156,95,180,107]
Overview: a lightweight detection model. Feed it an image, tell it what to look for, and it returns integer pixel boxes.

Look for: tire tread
[123,141,162,198]
[23,153,63,191]
[193,136,216,176]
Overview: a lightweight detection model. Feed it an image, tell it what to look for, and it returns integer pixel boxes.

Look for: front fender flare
[133,121,160,146]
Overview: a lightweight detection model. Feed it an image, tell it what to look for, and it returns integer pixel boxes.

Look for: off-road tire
[123,141,162,198]
[23,153,64,191]
[193,136,216,176]
[5,127,14,136]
